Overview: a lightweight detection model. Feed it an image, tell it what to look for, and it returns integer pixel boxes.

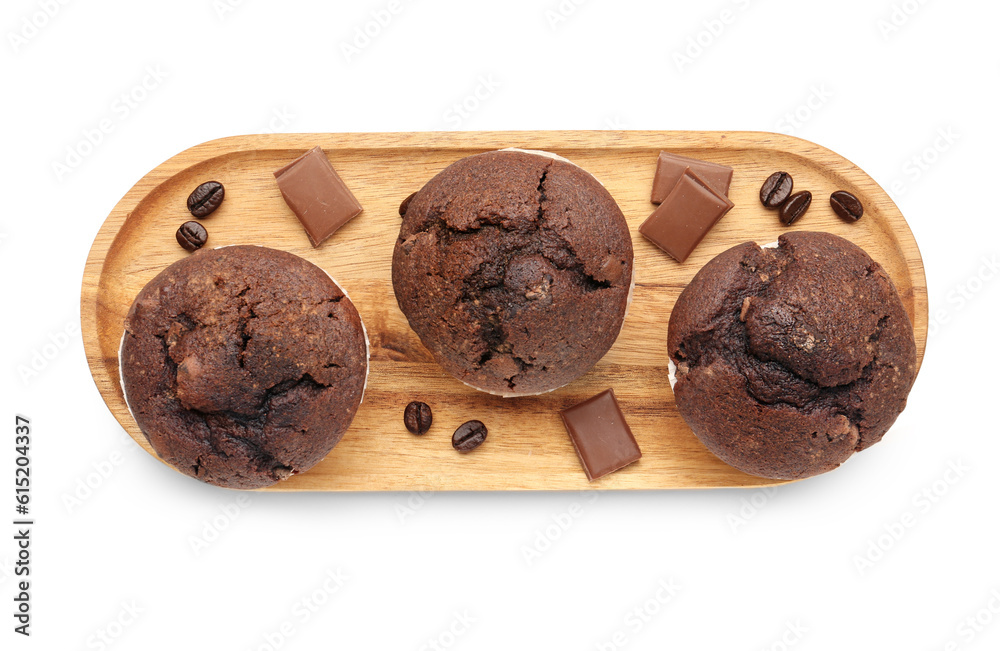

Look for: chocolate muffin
[120,245,369,489]
[392,150,634,396]
[668,232,917,480]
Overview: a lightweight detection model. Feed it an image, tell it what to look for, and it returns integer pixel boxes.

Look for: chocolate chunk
[651,151,733,204]
[274,146,363,247]
[639,169,735,263]
[560,389,641,481]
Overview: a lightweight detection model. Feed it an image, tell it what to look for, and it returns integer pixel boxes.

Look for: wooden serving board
[81,131,927,491]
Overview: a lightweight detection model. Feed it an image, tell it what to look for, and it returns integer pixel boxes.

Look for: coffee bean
[404,401,433,435]
[760,172,794,209]
[830,191,864,222]
[399,191,417,217]
[779,191,812,225]
[452,420,487,452]
[176,221,208,251]
[187,181,225,218]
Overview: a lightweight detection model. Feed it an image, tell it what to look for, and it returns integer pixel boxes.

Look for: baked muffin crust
[668,232,917,479]
[392,150,633,396]
[121,245,368,489]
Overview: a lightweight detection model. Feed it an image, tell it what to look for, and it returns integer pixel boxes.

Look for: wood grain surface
[81,131,927,492]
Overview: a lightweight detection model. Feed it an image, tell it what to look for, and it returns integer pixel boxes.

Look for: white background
[2,0,999,649]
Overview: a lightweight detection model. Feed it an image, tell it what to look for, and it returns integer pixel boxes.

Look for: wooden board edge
[80,130,928,492]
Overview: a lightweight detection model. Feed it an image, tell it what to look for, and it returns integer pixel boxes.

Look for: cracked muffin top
[392,150,634,396]
[668,232,917,480]
[120,245,368,489]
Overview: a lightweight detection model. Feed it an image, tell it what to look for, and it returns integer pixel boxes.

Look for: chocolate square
[651,151,733,203]
[560,389,641,481]
[274,146,363,247]
[639,168,734,263]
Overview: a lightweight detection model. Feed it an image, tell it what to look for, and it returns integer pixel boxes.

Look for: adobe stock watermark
[521,490,599,566]
[242,568,347,651]
[260,106,296,134]
[417,611,477,651]
[933,589,1000,650]
[775,85,834,136]
[84,600,145,650]
[886,127,960,202]
[61,439,138,514]
[17,319,79,386]
[603,115,630,130]
[852,459,969,576]
[728,485,778,534]
[0,555,16,588]
[544,0,589,31]
[596,578,682,651]
[51,65,168,182]
[7,0,72,54]
[672,0,756,73]
[876,0,931,41]
[340,0,411,63]
[213,0,248,21]
[396,490,434,524]
[442,74,501,129]
[189,495,254,555]
[757,620,808,651]
[927,253,999,338]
